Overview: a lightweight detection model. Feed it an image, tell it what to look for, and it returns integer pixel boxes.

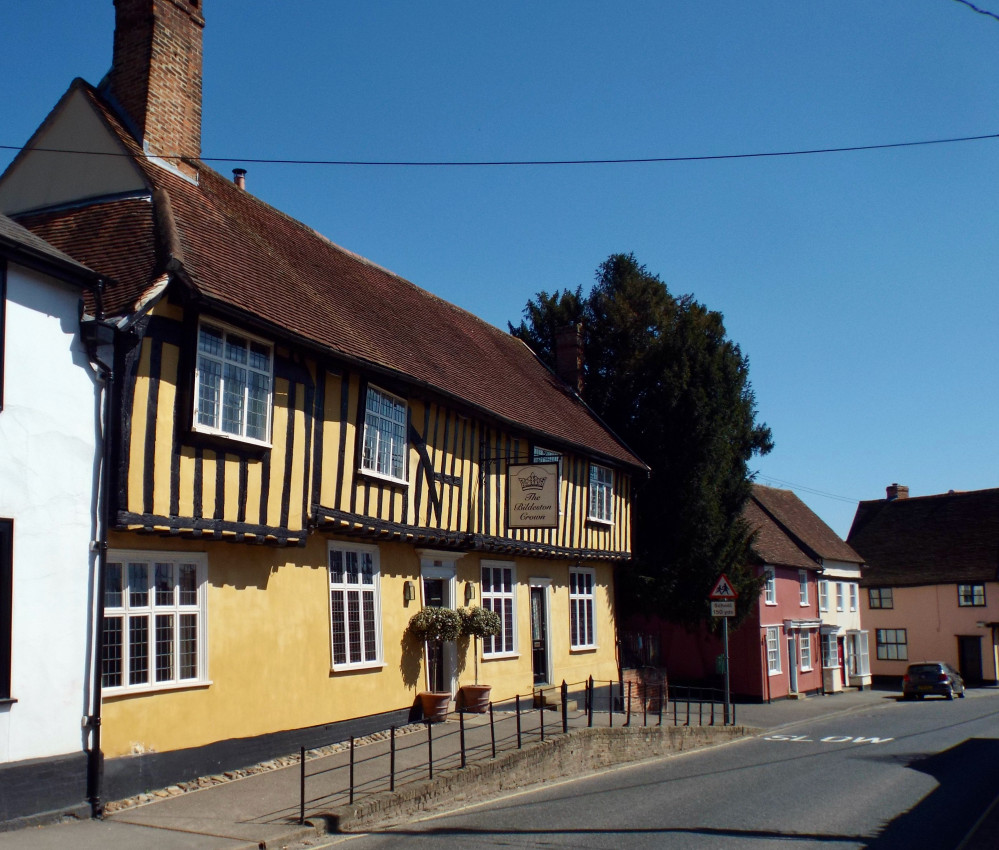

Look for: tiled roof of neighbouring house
[17,81,645,471]
[744,484,862,570]
[0,211,97,282]
[848,488,999,587]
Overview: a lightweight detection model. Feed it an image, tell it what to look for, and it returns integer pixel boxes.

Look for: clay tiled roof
[848,488,999,587]
[752,485,863,565]
[17,82,644,469]
[742,497,816,570]
[0,212,97,282]
[742,485,861,570]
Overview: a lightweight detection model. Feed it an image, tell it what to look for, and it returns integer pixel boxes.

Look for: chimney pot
[554,323,584,396]
[886,483,909,501]
[233,168,246,189]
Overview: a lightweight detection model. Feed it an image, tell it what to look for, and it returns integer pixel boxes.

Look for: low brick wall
[317,723,755,834]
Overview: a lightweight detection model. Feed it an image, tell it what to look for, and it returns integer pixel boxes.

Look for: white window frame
[481,560,517,658]
[193,319,273,446]
[798,570,809,606]
[836,582,844,612]
[102,550,209,694]
[766,626,781,674]
[821,632,838,669]
[852,631,871,677]
[763,566,776,605]
[799,631,812,671]
[569,566,597,650]
[818,580,829,612]
[360,386,408,484]
[849,583,858,612]
[587,463,614,524]
[328,542,383,671]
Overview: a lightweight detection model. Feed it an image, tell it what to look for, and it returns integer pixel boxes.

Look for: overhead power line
[951,0,999,23]
[1,131,998,168]
[755,475,861,505]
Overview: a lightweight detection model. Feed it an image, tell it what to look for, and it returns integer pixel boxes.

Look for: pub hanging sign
[507,462,560,528]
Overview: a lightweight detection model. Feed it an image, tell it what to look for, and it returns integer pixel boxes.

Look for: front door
[838,638,846,687]
[958,635,983,685]
[420,556,458,695]
[530,586,549,685]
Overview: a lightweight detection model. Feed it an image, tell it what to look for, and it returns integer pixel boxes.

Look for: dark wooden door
[958,635,983,685]
[530,586,548,685]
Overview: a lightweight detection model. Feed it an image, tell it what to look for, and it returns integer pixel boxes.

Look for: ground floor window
[821,632,838,669]
[766,626,781,674]
[799,631,812,671]
[481,561,515,656]
[848,631,871,676]
[103,551,208,691]
[329,542,382,669]
[875,628,907,661]
[569,567,596,649]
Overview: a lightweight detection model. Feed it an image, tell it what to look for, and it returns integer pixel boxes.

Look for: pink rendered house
[627,485,864,701]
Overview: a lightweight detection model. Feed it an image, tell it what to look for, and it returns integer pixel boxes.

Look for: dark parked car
[902,662,965,700]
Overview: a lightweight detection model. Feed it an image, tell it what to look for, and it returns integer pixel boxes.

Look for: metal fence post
[460,710,467,768]
[561,680,568,734]
[609,682,613,728]
[390,726,396,792]
[299,746,306,825]
[539,697,545,742]
[516,695,522,749]
[489,702,496,759]
[587,676,594,728]
[349,736,355,805]
[658,678,664,726]
[643,682,648,727]
[427,722,434,780]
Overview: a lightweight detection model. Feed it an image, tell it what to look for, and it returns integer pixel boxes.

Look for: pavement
[1,686,994,849]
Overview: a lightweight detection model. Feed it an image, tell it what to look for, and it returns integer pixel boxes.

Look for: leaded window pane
[155,614,174,681]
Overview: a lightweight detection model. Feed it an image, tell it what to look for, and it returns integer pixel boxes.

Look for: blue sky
[3,1,997,538]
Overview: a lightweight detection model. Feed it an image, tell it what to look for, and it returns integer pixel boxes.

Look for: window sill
[0,697,17,707]
[191,424,272,451]
[482,653,519,662]
[570,645,598,653]
[103,680,212,699]
[357,468,409,488]
[586,516,614,527]
[330,661,387,675]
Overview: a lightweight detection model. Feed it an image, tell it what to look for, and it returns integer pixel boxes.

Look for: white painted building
[817,560,872,693]
[0,214,101,826]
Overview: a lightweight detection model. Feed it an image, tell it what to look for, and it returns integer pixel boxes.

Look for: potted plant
[407,606,462,721]
[458,606,502,712]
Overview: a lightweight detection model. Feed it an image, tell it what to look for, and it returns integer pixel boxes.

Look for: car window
[908,664,941,674]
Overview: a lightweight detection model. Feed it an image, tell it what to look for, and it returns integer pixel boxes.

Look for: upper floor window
[849,583,858,612]
[836,582,844,612]
[102,551,208,692]
[481,561,516,657]
[818,580,829,612]
[588,463,613,523]
[194,321,273,444]
[798,570,809,606]
[361,386,408,482]
[875,628,907,661]
[569,567,597,649]
[763,566,776,605]
[958,584,986,607]
[328,543,382,670]
[532,446,562,470]
[868,587,893,609]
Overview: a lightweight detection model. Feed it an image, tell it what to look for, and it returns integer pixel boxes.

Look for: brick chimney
[554,323,584,396]
[886,483,909,501]
[106,0,205,178]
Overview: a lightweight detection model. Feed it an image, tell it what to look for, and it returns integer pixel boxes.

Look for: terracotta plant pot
[418,691,451,723]
[459,684,492,713]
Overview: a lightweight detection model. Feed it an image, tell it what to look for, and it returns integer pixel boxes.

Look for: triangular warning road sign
[708,574,738,600]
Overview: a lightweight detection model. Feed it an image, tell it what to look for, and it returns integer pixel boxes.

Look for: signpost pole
[722,616,730,725]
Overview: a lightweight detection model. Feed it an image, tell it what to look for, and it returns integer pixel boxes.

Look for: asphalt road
[319,689,999,849]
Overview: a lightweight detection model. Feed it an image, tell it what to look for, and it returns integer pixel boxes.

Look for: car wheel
[946,689,954,700]
[958,690,966,699]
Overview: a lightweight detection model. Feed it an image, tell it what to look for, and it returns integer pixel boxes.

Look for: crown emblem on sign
[518,472,546,491]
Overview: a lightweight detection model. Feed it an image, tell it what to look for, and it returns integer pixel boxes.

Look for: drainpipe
[81,313,117,818]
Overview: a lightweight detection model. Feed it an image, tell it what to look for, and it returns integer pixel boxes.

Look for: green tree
[510,253,773,625]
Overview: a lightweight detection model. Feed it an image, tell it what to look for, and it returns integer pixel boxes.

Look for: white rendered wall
[821,560,865,633]
[0,261,98,763]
